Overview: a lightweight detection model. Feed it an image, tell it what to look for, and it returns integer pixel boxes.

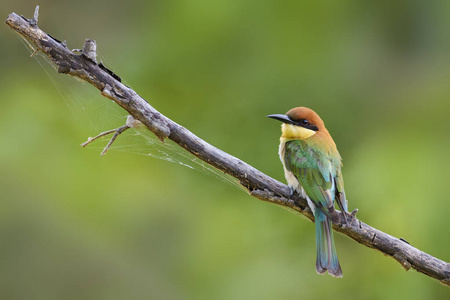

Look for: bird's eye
[300,119,309,125]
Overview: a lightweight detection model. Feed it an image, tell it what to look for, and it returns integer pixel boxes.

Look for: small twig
[81,128,119,147]
[81,115,143,156]
[99,125,129,156]
[29,48,38,57]
[81,126,128,156]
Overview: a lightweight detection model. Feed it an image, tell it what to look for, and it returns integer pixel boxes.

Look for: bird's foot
[339,208,358,228]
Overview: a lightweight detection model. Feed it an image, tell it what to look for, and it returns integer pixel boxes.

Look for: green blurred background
[1,1,450,299]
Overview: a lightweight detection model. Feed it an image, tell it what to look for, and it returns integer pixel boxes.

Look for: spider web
[18,36,245,192]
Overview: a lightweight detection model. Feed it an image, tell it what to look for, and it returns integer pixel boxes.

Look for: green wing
[284,140,338,211]
[335,168,348,213]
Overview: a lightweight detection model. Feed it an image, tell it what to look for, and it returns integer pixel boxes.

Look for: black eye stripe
[293,119,319,131]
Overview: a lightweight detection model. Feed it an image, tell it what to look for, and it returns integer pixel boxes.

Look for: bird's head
[267,107,327,140]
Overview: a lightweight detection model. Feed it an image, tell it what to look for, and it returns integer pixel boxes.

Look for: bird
[267,107,348,278]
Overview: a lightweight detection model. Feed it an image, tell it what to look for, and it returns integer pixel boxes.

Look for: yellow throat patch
[281,123,316,140]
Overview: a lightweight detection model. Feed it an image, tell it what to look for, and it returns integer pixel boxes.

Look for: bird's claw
[345,209,358,225]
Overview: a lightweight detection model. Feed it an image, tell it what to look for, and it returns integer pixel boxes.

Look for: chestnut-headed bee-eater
[267,107,348,278]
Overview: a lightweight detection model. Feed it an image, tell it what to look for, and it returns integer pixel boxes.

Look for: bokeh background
[1,1,450,299]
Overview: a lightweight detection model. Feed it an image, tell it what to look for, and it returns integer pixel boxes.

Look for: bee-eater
[267,107,348,278]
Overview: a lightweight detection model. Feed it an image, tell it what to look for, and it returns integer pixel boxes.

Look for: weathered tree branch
[6,6,450,286]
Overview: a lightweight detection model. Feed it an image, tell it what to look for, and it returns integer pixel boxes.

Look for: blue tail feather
[315,209,343,278]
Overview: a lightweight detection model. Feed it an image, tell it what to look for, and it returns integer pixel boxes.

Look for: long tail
[315,209,343,278]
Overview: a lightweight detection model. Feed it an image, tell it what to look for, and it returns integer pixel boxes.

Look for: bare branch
[5,7,450,286]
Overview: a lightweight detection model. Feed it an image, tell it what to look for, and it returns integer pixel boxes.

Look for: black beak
[266,114,295,125]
